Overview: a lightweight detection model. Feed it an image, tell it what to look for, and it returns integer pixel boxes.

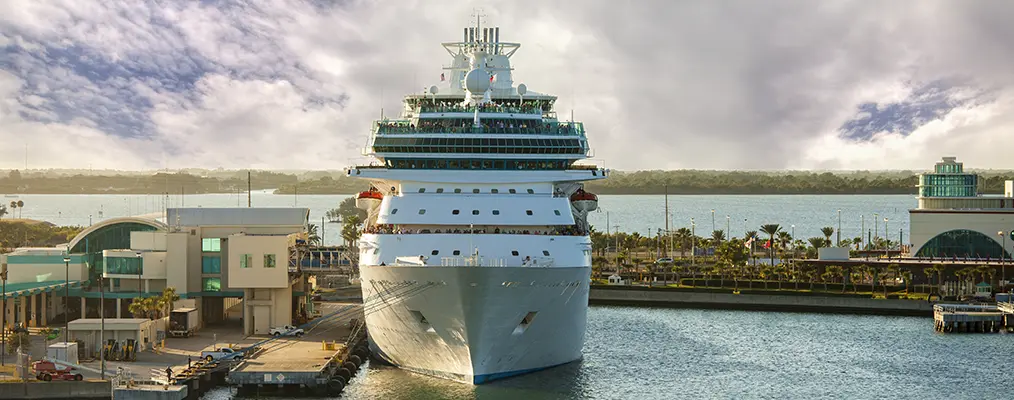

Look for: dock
[227,303,368,397]
[933,304,1009,333]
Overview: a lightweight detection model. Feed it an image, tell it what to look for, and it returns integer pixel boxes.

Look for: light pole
[791,225,795,257]
[710,210,715,238]
[861,214,865,250]
[135,251,143,298]
[63,253,70,345]
[999,231,1006,284]
[874,213,879,244]
[726,216,730,240]
[98,263,105,380]
[884,218,889,258]
[1,258,7,366]
[837,209,841,247]
[691,218,696,266]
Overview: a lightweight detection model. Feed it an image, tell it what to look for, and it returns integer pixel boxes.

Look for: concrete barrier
[589,286,934,316]
[0,380,111,399]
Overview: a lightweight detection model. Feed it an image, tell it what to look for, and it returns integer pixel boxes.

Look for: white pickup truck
[269,325,305,337]
[200,347,244,362]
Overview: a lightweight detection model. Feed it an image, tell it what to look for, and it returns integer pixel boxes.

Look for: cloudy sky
[2,0,1014,171]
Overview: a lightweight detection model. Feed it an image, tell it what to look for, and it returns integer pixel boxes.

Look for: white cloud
[1,0,1014,171]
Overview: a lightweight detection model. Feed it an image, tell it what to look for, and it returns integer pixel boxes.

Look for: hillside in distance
[2,169,1014,195]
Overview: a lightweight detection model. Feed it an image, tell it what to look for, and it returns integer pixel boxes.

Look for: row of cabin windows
[430,249,552,256]
[418,188,536,194]
[402,209,563,216]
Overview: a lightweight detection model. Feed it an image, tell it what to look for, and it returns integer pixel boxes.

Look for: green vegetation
[128,287,180,320]
[0,221,84,252]
[5,168,1014,195]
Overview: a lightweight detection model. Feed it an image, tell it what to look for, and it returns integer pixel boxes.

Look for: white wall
[165,233,190,294]
[130,231,167,251]
[227,234,289,289]
[0,251,86,284]
[910,211,1014,256]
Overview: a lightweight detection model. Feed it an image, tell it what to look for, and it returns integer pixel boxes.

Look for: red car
[32,360,83,381]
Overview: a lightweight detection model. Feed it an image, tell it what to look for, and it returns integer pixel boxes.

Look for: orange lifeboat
[355,188,383,209]
[570,189,598,212]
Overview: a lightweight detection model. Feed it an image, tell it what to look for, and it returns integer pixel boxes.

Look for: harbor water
[6,192,914,246]
[199,306,1013,400]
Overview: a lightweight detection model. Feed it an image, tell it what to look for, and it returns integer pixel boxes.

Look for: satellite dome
[429,85,439,95]
[465,68,491,93]
[517,83,527,96]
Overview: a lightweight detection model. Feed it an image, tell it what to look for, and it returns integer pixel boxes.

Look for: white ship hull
[360,264,590,384]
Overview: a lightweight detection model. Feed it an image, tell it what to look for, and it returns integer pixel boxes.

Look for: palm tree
[759,224,781,267]
[159,287,180,319]
[807,237,826,256]
[853,236,864,250]
[820,227,834,245]
[777,231,792,256]
[711,230,725,243]
[307,224,321,246]
[128,297,158,319]
[674,228,692,258]
[0,204,7,219]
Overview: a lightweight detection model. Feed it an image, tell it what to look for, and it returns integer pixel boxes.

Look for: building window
[436,188,444,193]
[202,277,221,292]
[554,210,562,216]
[418,188,426,193]
[491,189,499,194]
[418,209,427,215]
[526,210,534,215]
[492,210,500,215]
[452,210,460,215]
[472,210,480,215]
[106,257,143,275]
[915,229,1011,259]
[264,254,277,268]
[201,256,221,274]
[202,238,221,252]
[240,254,252,268]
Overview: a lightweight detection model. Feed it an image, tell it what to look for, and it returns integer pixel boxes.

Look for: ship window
[526,210,534,216]
[452,210,460,215]
[511,250,519,256]
[418,209,426,215]
[509,189,517,194]
[472,188,480,194]
[492,210,500,215]
[436,188,444,193]
[554,210,562,216]
[453,250,461,256]
[491,189,499,194]
[373,249,379,255]
[527,189,535,194]
[543,250,551,256]
[418,188,426,193]
[431,250,439,255]
[391,209,398,215]
[454,188,462,193]
[472,210,480,215]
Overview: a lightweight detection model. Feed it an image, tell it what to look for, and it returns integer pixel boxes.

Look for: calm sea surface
[10,193,1007,399]
[6,192,914,245]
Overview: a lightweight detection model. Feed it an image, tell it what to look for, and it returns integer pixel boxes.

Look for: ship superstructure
[346,19,607,384]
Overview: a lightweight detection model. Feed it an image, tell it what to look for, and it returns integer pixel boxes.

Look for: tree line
[5,168,1014,195]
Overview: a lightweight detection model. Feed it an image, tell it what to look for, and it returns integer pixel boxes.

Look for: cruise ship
[345,20,607,384]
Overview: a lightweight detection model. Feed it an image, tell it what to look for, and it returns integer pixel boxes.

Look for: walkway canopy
[1,280,81,300]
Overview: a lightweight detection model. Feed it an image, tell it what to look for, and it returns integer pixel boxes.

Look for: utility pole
[247,171,252,207]
[664,184,669,257]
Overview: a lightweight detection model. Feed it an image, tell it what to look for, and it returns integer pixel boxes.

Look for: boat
[346,18,607,384]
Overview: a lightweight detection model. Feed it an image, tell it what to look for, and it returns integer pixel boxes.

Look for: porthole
[391,209,398,215]
[431,250,439,255]
[554,210,562,216]
[453,250,461,256]
[509,189,517,194]
[527,189,534,194]
[511,250,519,256]
[491,189,499,194]
[418,209,426,215]
[454,188,462,193]
[418,188,426,193]
[436,188,444,193]
[452,210,460,215]
[472,189,480,194]
[543,250,551,256]
[526,210,533,216]
[492,210,500,215]
[472,210,480,215]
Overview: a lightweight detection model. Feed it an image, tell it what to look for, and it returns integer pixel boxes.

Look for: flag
[440,73,445,81]
[763,240,771,249]
[490,73,495,83]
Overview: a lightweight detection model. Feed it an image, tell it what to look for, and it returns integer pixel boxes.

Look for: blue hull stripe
[370,338,575,384]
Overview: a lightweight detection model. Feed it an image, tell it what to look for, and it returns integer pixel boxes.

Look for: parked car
[655,257,675,264]
[200,347,244,362]
[270,325,305,337]
[32,360,83,381]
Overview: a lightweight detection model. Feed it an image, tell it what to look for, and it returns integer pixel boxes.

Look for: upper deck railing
[374,120,584,136]
[418,103,546,115]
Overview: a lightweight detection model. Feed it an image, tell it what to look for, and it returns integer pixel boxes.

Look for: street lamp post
[791,225,795,257]
[874,213,879,244]
[861,214,865,250]
[884,218,889,258]
[999,231,1006,284]
[63,253,70,345]
[98,264,105,380]
[135,251,143,298]
[691,218,696,266]
[711,210,716,238]
[726,216,730,240]
[2,259,7,366]
[837,209,841,247]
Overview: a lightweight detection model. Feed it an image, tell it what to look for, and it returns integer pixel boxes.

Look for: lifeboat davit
[570,189,598,212]
[355,188,383,210]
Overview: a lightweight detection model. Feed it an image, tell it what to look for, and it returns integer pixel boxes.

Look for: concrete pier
[933,304,1006,333]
